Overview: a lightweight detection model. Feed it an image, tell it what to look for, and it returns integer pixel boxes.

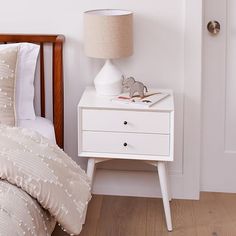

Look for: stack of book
[111,90,170,108]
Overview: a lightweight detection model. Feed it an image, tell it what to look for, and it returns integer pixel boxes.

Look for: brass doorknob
[207,21,220,35]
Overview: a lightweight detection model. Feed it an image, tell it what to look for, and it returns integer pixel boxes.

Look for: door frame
[182,0,202,199]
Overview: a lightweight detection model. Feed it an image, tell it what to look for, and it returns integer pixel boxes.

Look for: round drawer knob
[123,142,127,147]
[124,121,128,125]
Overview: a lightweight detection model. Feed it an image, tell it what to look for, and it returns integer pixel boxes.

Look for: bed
[0,34,91,235]
[0,34,64,148]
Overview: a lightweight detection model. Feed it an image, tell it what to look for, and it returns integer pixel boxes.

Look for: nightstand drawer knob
[123,142,127,147]
[123,121,128,125]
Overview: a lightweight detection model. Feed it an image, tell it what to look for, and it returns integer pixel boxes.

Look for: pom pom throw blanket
[0,125,91,235]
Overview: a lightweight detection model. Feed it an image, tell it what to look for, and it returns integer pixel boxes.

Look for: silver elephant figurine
[122,76,148,98]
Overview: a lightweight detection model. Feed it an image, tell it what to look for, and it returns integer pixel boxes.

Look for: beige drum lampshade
[84,9,133,59]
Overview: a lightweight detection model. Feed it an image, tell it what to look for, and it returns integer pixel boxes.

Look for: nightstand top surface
[79,86,174,111]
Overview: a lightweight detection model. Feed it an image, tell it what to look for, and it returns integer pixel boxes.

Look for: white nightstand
[78,86,174,231]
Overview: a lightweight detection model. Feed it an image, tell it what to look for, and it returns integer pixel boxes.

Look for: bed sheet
[18,116,56,143]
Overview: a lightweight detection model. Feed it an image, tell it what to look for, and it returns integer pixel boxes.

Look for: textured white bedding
[0,125,91,235]
[18,116,56,143]
[0,180,56,236]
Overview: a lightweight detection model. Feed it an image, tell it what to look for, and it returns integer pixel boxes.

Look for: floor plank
[79,195,103,236]
[79,192,236,236]
[215,192,236,222]
[170,199,196,235]
[193,192,229,225]
[95,196,147,236]
[146,198,165,235]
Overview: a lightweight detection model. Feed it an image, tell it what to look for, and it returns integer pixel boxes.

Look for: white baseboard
[92,169,199,200]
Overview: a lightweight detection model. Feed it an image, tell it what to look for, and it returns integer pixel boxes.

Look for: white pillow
[0,46,18,126]
[0,43,40,121]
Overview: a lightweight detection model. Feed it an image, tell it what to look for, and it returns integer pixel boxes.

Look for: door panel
[202,0,236,192]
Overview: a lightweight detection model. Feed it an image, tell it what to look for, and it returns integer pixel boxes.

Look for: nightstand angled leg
[87,158,96,182]
[157,161,173,231]
[82,158,96,225]
[166,164,172,201]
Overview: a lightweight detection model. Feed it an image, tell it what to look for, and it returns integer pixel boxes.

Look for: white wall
[0,0,203,199]
[1,0,203,234]
[2,0,204,185]
[1,0,186,175]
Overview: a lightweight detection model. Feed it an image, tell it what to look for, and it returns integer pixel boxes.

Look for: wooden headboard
[0,34,65,148]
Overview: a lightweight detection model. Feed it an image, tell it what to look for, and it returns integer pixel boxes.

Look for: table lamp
[84,9,133,96]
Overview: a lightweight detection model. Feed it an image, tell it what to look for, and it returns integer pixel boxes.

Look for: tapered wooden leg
[166,164,172,201]
[87,158,96,182]
[157,161,173,231]
[82,158,96,225]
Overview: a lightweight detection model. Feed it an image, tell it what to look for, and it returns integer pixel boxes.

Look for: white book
[111,91,170,108]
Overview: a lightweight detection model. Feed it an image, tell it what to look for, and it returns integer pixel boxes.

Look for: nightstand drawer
[82,109,170,134]
[82,131,170,156]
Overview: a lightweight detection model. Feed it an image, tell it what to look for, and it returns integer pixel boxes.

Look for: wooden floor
[79,192,236,236]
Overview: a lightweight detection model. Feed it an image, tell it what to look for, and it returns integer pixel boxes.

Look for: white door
[202,0,236,192]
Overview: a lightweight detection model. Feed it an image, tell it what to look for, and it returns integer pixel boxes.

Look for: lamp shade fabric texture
[84,9,133,59]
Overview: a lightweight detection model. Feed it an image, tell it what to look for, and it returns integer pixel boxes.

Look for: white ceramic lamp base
[94,59,123,96]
